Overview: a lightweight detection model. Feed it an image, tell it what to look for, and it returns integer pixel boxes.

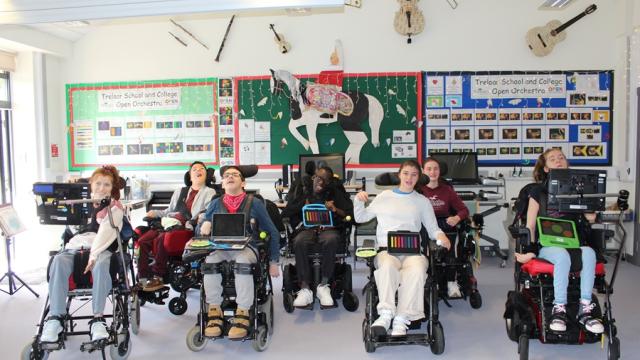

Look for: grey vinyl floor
[3,256,640,360]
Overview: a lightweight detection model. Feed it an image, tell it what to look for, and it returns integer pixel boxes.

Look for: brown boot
[204,305,223,337]
[227,308,250,340]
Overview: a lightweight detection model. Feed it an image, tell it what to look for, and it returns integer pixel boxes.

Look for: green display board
[235,72,421,168]
[66,78,217,170]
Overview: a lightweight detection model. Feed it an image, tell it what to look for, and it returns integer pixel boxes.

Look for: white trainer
[90,319,109,341]
[293,288,314,307]
[316,284,334,307]
[391,315,411,336]
[40,318,63,343]
[447,281,462,298]
[371,309,394,336]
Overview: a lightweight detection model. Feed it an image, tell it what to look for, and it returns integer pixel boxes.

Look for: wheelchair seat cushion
[521,258,605,277]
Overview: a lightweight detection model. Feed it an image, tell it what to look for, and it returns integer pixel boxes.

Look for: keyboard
[456,191,477,201]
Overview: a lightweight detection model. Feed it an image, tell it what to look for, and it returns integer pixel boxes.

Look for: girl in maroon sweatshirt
[421,157,470,298]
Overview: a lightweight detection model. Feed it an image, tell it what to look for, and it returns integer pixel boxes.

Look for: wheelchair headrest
[184,167,216,188]
[374,172,429,187]
[220,165,259,179]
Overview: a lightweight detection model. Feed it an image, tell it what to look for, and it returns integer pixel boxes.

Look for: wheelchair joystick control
[345,215,352,222]
[436,239,443,247]
[259,231,267,240]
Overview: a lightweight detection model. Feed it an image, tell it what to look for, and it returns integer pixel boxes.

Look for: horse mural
[269,69,383,164]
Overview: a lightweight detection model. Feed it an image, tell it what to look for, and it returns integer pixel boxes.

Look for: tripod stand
[0,233,39,297]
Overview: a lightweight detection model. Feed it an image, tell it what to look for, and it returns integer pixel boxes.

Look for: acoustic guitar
[269,24,291,54]
[394,0,425,44]
[526,4,597,57]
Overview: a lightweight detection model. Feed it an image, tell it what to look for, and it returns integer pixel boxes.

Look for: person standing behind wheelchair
[199,166,281,340]
[282,166,354,307]
[138,161,216,292]
[41,165,125,343]
[514,148,603,334]
[354,160,451,336]
[421,157,470,298]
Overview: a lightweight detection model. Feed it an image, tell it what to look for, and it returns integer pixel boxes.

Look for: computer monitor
[33,182,92,225]
[546,169,607,213]
[299,153,345,181]
[429,152,479,185]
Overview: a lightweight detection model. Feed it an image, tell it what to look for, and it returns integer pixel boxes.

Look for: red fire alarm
[51,144,59,158]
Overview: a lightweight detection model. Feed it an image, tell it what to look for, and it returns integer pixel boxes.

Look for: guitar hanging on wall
[269,24,291,54]
[394,0,425,44]
[526,4,597,57]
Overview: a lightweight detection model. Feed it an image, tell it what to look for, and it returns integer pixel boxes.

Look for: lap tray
[387,231,421,255]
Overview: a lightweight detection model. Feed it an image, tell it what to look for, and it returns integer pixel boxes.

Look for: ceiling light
[63,20,90,27]
[538,0,575,10]
[285,7,312,16]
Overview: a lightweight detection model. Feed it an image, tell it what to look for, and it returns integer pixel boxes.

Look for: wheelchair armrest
[356,239,377,259]
[508,225,531,246]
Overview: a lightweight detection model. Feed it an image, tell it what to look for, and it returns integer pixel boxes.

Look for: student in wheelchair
[354,160,450,337]
[198,165,280,341]
[281,165,354,308]
[36,165,132,352]
[513,148,603,336]
[421,156,471,299]
[136,161,216,293]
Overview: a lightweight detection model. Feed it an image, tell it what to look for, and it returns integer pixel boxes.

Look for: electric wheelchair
[281,204,359,312]
[503,174,629,360]
[25,184,139,360]
[132,166,217,315]
[182,216,274,349]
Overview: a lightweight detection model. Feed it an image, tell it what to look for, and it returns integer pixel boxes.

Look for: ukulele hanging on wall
[269,24,291,54]
[394,0,425,44]
[526,4,597,57]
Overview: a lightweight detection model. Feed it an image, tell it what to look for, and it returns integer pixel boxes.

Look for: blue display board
[422,71,613,166]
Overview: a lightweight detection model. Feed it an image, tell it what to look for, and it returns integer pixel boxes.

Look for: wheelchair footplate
[137,285,170,305]
[80,338,109,353]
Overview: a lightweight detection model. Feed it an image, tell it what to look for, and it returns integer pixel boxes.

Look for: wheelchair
[432,220,482,309]
[182,232,274,352]
[503,181,629,360]
[24,194,139,360]
[358,233,446,354]
[281,204,359,312]
[132,166,217,315]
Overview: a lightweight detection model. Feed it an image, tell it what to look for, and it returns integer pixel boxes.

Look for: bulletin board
[67,78,218,170]
[234,72,421,168]
[422,71,613,166]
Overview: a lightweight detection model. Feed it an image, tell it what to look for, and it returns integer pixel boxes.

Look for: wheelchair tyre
[109,332,132,360]
[469,291,482,309]
[169,263,192,293]
[607,336,620,360]
[343,291,359,312]
[130,293,141,335]
[283,292,295,313]
[186,325,207,352]
[169,297,188,315]
[252,325,270,352]
[430,321,445,355]
[506,310,520,342]
[362,319,375,353]
[518,334,529,360]
[21,341,48,360]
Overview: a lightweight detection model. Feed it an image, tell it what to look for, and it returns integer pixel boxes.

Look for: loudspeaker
[282,164,290,187]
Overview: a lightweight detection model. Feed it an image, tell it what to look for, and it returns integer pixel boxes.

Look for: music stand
[0,204,39,297]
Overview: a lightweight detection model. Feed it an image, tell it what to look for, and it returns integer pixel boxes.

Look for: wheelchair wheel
[506,310,520,342]
[469,291,482,309]
[518,334,529,360]
[267,295,274,335]
[169,297,188,315]
[342,291,359,312]
[130,293,141,335]
[186,325,207,352]
[430,321,445,355]
[607,336,620,360]
[109,331,132,360]
[251,325,270,352]
[169,263,192,293]
[21,341,48,360]
[362,319,375,353]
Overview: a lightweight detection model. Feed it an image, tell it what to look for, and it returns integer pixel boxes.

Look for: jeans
[293,228,339,285]
[538,246,597,304]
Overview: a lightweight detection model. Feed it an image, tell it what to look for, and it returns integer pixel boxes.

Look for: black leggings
[293,228,339,286]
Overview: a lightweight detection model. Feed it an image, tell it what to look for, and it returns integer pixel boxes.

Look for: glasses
[312,175,328,184]
[223,172,242,179]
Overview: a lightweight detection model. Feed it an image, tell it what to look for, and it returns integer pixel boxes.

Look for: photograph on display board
[422,71,613,165]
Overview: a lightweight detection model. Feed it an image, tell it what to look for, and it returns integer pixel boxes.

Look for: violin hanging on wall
[394,0,425,44]
[269,24,291,54]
